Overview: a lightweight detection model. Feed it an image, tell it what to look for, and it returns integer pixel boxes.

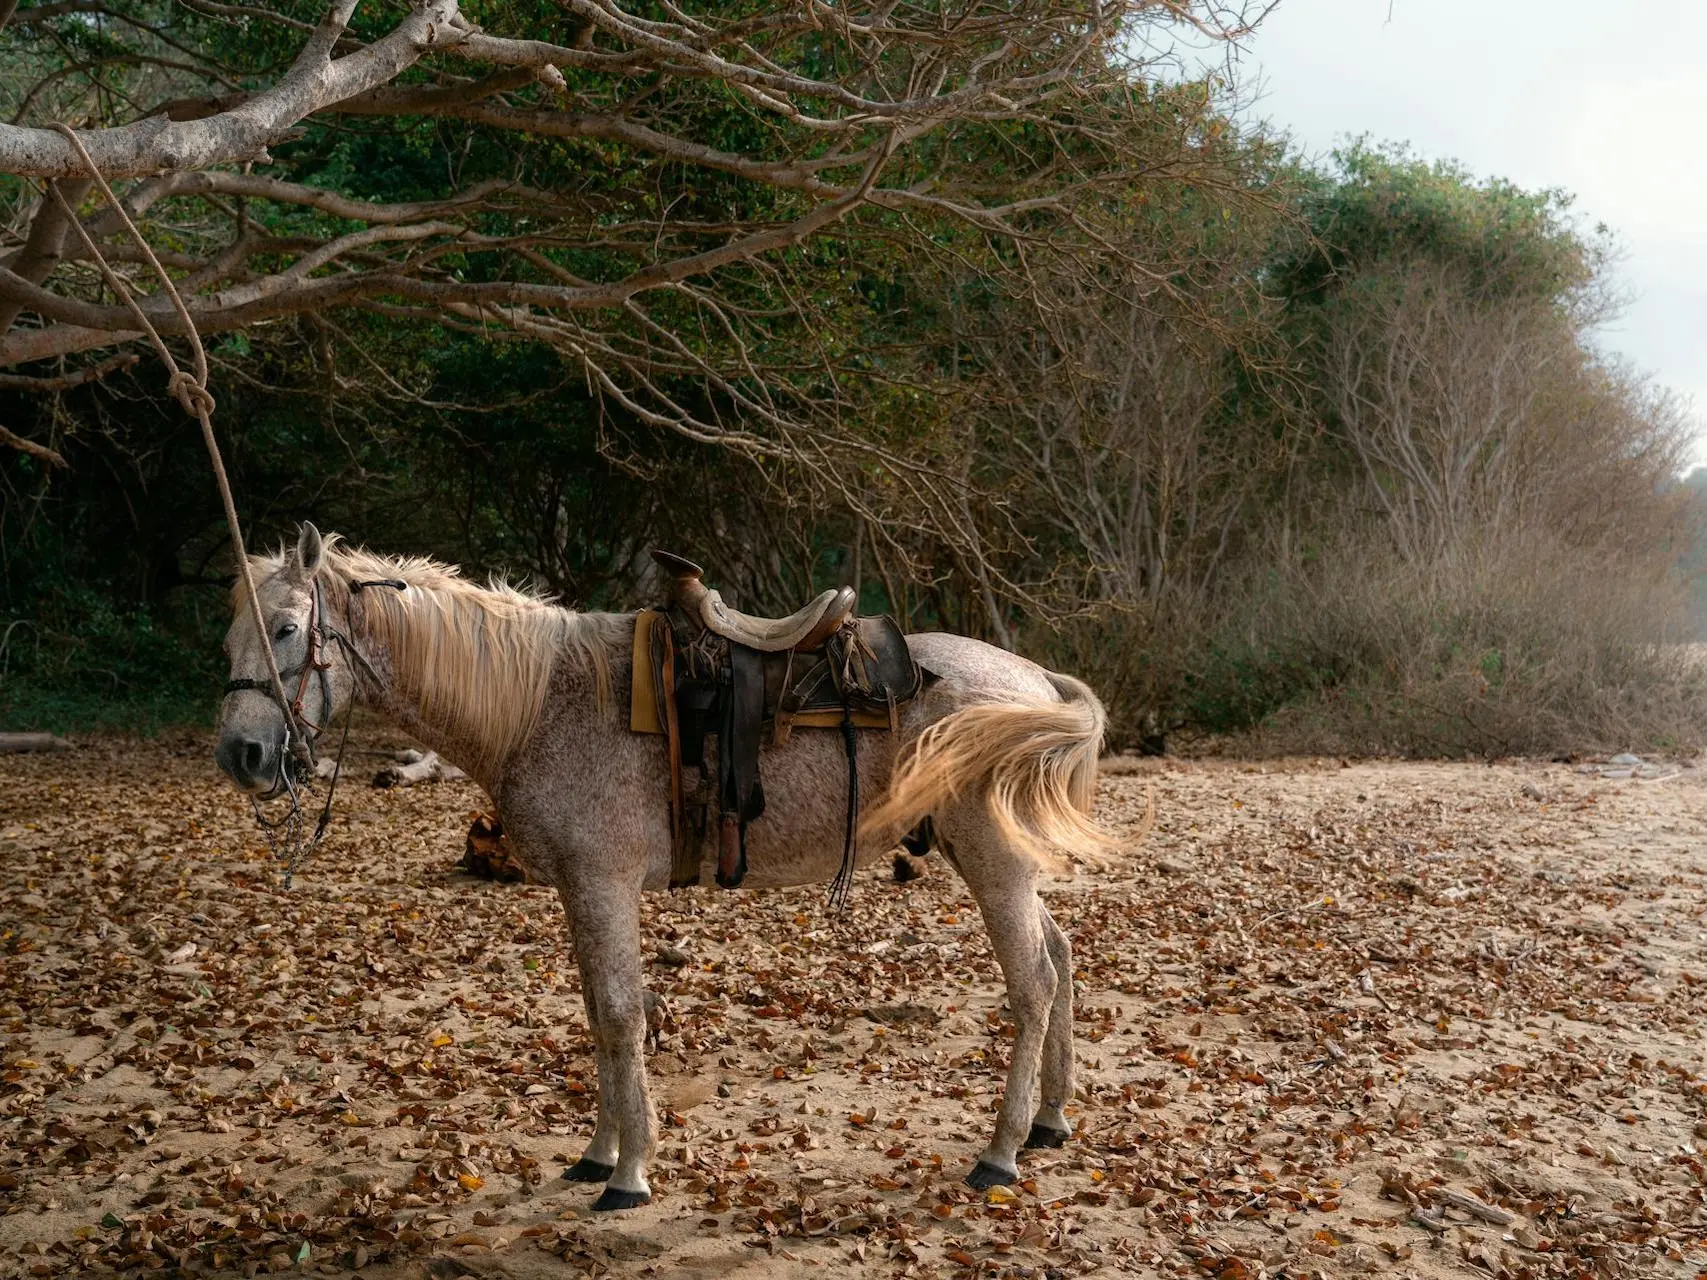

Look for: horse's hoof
[1024,1123,1071,1150]
[965,1160,1018,1190]
[561,1158,616,1183]
[591,1186,652,1212]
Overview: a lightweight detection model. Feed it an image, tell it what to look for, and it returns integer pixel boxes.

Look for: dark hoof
[561,1158,616,1183]
[1024,1123,1071,1149]
[590,1186,651,1212]
[965,1160,1018,1190]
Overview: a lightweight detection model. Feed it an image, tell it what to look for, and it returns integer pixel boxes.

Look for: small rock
[652,946,690,968]
[1519,783,1545,801]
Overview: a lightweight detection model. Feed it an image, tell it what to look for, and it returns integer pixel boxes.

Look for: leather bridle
[222,574,405,781]
[221,573,407,886]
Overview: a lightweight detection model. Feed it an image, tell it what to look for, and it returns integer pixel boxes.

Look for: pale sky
[1186,0,1707,464]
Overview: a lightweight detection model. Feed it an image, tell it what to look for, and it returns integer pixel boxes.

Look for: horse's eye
[275,622,299,641]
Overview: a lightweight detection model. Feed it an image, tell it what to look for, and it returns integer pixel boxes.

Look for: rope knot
[167,370,216,418]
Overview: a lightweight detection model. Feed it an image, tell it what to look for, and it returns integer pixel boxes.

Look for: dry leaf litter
[1,735,1705,1279]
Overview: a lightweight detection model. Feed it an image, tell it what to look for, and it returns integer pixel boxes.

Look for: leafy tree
[0,0,1268,561]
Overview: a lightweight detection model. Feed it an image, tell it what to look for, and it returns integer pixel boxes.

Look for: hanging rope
[46,123,308,772]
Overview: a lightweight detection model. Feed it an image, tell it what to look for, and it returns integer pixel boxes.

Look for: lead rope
[48,124,319,887]
[247,598,392,888]
[46,124,302,767]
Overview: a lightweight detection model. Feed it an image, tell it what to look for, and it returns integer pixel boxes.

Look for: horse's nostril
[243,740,265,776]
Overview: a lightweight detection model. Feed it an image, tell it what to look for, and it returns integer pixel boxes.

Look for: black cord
[827,703,859,912]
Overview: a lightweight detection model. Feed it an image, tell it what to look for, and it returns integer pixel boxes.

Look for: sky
[1179,0,1707,465]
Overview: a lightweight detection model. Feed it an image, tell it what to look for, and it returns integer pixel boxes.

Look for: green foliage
[0,579,225,734]
[1179,637,1342,737]
[1274,140,1600,307]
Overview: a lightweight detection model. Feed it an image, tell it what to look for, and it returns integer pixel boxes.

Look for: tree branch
[0,146,893,364]
[0,178,92,333]
[0,0,458,178]
[0,349,138,390]
[0,421,68,468]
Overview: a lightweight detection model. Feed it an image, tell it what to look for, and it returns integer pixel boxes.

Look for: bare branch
[0,178,91,333]
[0,349,138,391]
[0,421,68,467]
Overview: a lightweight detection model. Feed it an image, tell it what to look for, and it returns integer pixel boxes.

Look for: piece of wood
[371,749,466,788]
[0,732,73,752]
[1432,1187,1515,1226]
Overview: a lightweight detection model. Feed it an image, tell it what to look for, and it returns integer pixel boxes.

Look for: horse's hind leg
[1026,904,1075,1149]
[945,809,1059,1189]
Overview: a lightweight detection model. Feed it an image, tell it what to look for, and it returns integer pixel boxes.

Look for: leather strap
[715,642,765,889]
[651,613,697,889]
[827,702,860,912]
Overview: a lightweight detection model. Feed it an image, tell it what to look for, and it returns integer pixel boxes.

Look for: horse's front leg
[559,980,618,1184]
[561,869,656,1210]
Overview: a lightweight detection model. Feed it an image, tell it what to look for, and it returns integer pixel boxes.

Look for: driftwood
[308,747,466,785]
[0,732,73,753]
[1431,1187,1516,1226]
[372,748,466,788]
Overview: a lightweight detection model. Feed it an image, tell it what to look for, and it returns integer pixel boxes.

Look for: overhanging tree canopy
[0,0,1267,515]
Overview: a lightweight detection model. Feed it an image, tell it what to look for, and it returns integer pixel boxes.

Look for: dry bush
[1318,260,1688,568]
[1025,242,1702,757]
[1179,527,1707,757]
[1054,517,1707,759]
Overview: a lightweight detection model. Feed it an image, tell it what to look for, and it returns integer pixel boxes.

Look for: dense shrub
[0,579,225,732]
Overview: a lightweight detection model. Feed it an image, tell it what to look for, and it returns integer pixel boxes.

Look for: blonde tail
[862,672,1115,872]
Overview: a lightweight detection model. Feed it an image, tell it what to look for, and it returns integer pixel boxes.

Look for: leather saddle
[645,549,927,902]
[651,550,855,652]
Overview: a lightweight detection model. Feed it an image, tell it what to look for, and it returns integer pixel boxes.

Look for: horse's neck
[350,582,617,795]
[377,694,494,788]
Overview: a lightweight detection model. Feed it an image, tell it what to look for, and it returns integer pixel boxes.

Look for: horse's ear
[293,521,325,581]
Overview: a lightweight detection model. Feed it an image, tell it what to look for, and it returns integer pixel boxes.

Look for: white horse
[215,523,1110,1211]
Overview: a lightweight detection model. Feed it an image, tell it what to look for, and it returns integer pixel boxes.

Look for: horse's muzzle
[215,732,281,793]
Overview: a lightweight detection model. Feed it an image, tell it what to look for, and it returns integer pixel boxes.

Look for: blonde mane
[249,538,626,784]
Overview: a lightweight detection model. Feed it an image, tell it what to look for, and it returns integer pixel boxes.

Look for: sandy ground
[1,736,1705,1279]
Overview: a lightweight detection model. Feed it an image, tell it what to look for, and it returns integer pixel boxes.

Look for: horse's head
[215,521,358,794]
